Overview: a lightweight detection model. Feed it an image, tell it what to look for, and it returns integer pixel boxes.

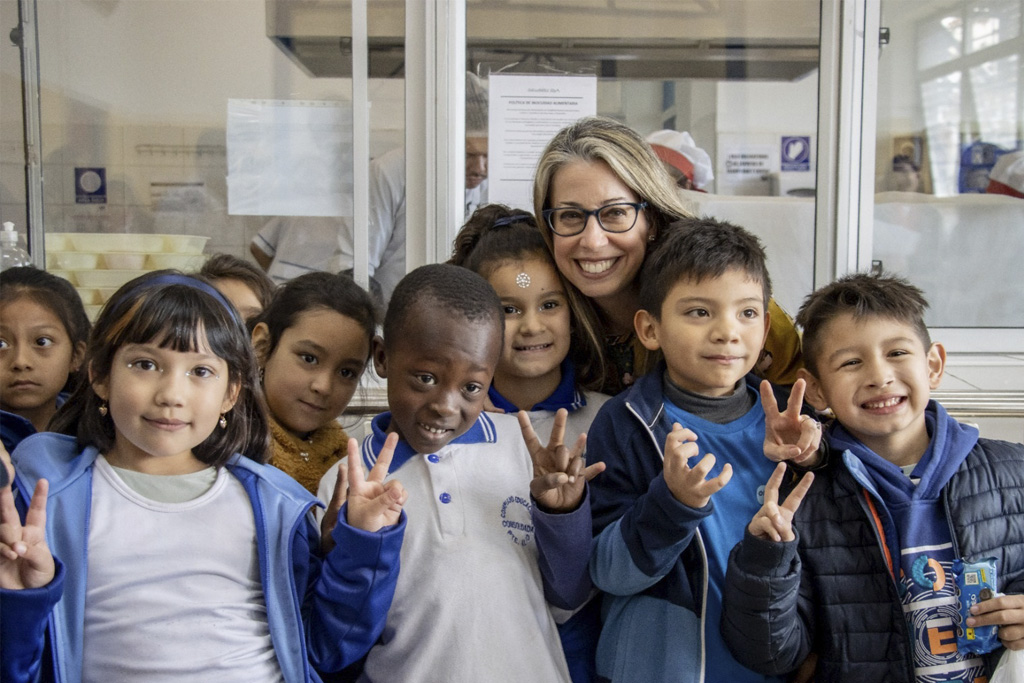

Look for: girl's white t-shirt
[83,455,284,682]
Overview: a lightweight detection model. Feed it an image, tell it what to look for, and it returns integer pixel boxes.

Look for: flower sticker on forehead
[516,273,531,289]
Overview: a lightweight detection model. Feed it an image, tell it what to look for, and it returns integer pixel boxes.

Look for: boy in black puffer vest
[723,272,1024,682]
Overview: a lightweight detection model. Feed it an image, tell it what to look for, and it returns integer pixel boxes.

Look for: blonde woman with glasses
[533,116,803,395]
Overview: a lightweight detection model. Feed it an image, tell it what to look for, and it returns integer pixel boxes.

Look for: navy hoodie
[829,401,985,681]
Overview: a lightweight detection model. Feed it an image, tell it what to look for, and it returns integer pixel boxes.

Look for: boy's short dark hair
[383,263,503,347]
[796,272,931,376]
[638,216,772,318]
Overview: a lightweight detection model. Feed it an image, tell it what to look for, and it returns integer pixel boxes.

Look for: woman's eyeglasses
[543,201,648,237]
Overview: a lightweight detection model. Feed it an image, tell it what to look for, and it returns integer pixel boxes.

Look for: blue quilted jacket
[723,408,1024,681]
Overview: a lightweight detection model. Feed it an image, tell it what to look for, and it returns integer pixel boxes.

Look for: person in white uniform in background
[252,73,490,306]
[645,129,715,193]
[250,146,405,306]
[986,150,1024,199]
[464,71,490,217]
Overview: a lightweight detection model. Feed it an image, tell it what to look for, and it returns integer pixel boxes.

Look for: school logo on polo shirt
[500,495,534,547]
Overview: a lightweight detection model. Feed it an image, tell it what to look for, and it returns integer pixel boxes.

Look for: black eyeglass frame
[542,201,649,237]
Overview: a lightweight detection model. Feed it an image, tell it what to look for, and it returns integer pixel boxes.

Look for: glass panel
[874,0,1024,330]
[921,72,963,196]
[465,0,822,319]
[917,12,963,70]
[967,0,1020,53]
[0,0,28,235]
[970,55,1019,147]
[2,0,409,310]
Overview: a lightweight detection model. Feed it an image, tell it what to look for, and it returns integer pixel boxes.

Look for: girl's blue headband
[111,272,242,324]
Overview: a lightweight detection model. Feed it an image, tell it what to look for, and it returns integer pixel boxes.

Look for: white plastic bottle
[0,221,32,271]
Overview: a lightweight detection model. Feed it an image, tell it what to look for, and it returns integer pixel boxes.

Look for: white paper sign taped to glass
[226,99,354,217]
[723,145,774,178]
[488,74,598,211]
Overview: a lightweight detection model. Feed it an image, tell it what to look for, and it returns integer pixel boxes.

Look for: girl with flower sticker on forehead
[449,203,610,683]
[450,204,611,448]
[0,267,90,454]
[0,270,407,683]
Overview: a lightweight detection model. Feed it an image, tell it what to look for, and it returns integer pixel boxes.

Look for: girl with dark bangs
[0,270,408,683]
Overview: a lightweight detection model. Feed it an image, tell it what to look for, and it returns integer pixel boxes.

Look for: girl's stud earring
[219,414,228,429]
[98,402,108,417]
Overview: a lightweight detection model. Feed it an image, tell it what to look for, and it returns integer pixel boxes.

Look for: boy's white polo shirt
[356,411,570,683]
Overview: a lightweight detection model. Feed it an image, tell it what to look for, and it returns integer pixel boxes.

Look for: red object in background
[985,151,1024,199]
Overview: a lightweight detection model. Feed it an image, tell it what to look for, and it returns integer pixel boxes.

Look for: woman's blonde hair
[532,116,694,390]
[533,116,691,244]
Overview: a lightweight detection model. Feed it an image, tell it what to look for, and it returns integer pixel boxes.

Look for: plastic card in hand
[954,556,1000,655]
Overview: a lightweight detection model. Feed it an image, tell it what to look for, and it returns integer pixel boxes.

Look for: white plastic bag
[991,648,1024,683]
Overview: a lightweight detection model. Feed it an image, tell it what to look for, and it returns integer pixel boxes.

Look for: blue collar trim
[487,360,585,413]
[361,411,497,474]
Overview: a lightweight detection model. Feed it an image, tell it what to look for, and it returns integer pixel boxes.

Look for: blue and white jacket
[1,393,69,454]
[1,433,406,683]
[587,367,791,683]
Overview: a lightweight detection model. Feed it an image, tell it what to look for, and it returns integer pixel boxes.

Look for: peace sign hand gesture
[0,444,55,590]
[335,434,408,537]
[520,409,605,513]
[760,379,823,467]
[747,462,814,543]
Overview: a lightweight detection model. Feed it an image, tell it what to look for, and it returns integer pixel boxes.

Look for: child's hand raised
[343,435,408,535]
[967,593,1024,650]
[519,409,605,513]
[748,462,814,542]
[0,459,55,590]
[760,379,822,466]
[0,443,10,490]
[663,423,732,509]
[320,453,350,554]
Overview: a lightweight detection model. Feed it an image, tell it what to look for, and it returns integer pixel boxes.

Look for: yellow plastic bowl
[45,233,73,251]
[70,233,165,253]
[160,234,210,254]
[146,253,207,271]
[74,269,148,289]
[103,252,148,270]
[74,288,103,305]
[47,269,76,285]
[47,251,101,270]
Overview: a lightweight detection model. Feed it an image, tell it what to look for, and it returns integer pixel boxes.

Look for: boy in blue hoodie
[723,272,1024,681]
[587,218,818,683]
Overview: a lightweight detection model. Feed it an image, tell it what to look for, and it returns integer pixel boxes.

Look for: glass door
[871,0,1024,350]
